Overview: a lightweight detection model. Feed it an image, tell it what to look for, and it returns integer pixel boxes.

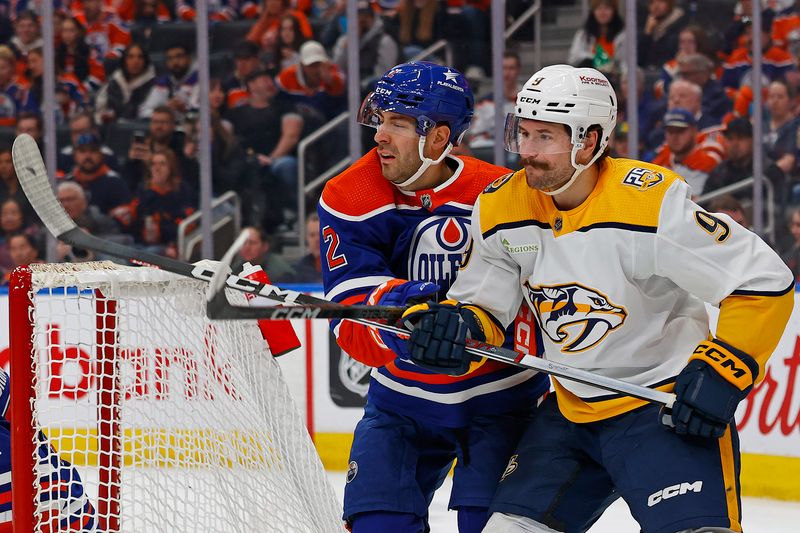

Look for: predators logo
[525,282,627,353]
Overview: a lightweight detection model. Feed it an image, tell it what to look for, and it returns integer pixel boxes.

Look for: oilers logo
[408,216,470,295]
[525,282,627,353]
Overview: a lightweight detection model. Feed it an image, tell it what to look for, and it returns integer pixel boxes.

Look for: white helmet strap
[395,136,453,188]
[541,134,604,197]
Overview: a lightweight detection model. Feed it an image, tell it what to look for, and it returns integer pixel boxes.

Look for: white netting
[17,262,342,532]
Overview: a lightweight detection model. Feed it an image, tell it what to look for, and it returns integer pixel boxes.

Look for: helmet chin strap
[394,136,453,189]
[540,142,604,197]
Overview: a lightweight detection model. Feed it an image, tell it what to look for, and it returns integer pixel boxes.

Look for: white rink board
[1,290,799,458]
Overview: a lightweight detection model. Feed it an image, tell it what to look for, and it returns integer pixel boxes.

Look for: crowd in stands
[1,0,800,285]
[562,0,800,283]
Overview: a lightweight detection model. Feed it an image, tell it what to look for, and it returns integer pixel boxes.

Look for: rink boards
[1,287,799,500]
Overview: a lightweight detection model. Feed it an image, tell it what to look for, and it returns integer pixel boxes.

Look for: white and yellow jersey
[449,157,795,423]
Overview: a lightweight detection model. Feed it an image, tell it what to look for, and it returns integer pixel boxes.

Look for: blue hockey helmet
[358,61,474,146]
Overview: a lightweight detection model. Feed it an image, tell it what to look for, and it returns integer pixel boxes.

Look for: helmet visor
[503,114,572,155]
[358,92,421,139]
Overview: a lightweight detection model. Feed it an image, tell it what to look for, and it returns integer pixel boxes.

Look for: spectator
[125,105,199,192]
[771,0,800,50]
[275,40,345,118]
[175,0,241,22]
[0,47,28,127]
[763,78,800,175]
[93,43,155,124]
[676,53,731,124]
[0,198,39,273]
[0,146,33,219]
[57,181,120,236]
[223,41,262,109]
[658,25,717,97]
[246,0,313,51]
[2,233,42,282]
[229,69,302,214]
[461,50,522,164]
[117,0,172,25]
[291,212,322,283]
[651,108,721,194]
[57,112,120,175]
[567,0,625,73]
[15,111,43,150]
[56,16,105,93]
[332,2,398,89]
[75,0,132,60]
[722,0,757,56]
[617,66,658,155]
[127,148,195,259]
[25,47,88,123]
[209,78,232,122]
[9,10,42,77]
[270,13,308,72]
[781,207,800,279]
[722,19,794,90]
[708,193,750,228]
[65,133,131,215]
[647,79,724,155]
[637,0,688,68]
[234,226,296,282]
[181,109,245,195]
[139,43,198,119]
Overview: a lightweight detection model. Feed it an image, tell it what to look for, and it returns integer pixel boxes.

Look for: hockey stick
[11,134,405,321]
[206,230,677,409]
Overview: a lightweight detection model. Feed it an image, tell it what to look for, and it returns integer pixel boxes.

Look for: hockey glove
[402,301,486,376]
[367,279,440,359]
[667,339,759,439]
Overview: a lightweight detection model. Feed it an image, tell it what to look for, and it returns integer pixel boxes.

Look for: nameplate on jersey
[622,168,664,191]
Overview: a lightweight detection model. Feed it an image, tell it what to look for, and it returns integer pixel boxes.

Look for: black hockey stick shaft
[12,134,405,321]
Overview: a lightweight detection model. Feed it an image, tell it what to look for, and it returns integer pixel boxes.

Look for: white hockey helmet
[506,65,617,195]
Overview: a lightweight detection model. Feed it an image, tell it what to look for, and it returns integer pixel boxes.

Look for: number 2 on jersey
[323,225,348,270]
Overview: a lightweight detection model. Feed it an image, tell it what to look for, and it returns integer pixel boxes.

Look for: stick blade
[12,133,77,239]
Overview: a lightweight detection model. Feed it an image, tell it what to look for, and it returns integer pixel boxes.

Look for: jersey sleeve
[652,179,794,375]
[318,194,397,367]
[447,195,525,329]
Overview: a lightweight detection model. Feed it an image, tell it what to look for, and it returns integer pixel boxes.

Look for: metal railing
[176,191,241,261]
[504,0,542,69]
[695,177,777,244]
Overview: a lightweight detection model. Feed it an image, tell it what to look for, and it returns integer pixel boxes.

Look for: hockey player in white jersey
[396,65,795,532]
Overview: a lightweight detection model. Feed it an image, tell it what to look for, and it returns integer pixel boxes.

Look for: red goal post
[8,262,342,532]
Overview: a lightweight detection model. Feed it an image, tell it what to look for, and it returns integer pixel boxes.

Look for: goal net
[8,262,342,532]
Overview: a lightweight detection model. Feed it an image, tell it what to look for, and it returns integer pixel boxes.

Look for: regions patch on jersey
[346,460,359,483]
[524,282,627,353]
[622,167,664,191]
[483,173,513,194]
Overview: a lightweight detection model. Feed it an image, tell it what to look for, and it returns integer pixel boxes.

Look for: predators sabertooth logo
[526,283,627,353]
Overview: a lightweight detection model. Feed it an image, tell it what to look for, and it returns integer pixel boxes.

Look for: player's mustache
[520,157,552,170]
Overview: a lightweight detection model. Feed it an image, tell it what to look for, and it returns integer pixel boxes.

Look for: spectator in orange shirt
[246,0,312,51]
[652,108,722,194]
[275,40,345,118]
[722,18,794,90]
[56,16,106,93]
[9,10,42,78]
[75,0,132,59]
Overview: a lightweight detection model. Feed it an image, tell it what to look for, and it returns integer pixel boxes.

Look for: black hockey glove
[666,339,759,439]
[401,301,485,376]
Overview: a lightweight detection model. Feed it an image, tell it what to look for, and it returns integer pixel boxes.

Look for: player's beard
[521,157,573,193]
[381,150,423,186]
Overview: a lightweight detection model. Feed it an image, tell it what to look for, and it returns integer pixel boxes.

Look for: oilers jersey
[0,371,96,532]
[319,148,548,428]
[449,157,794,423]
